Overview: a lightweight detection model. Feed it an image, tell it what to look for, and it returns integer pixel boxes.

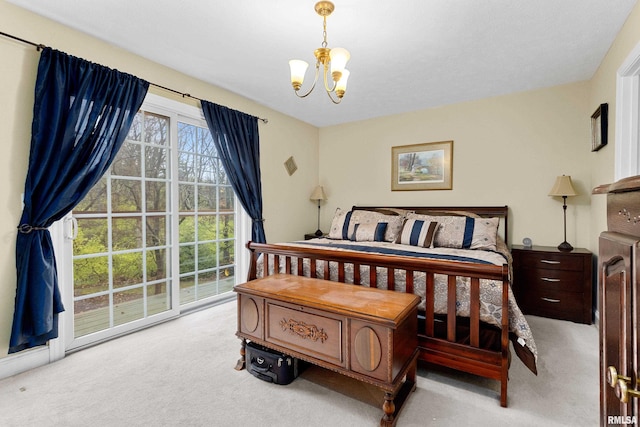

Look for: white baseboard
[0,347,51,380]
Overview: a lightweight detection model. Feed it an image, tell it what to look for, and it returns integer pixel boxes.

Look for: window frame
[51,92,250,355]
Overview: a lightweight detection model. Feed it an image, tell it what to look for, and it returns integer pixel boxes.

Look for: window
[59,94,247,351]
[615,40,640,180]
[177,121,236,304]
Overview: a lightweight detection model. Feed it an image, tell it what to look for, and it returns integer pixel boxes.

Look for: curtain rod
[0,30,269,124]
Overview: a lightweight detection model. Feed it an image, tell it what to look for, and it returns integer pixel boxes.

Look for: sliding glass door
[59,94,241,351]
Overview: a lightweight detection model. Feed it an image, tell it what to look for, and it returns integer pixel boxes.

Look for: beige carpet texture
[0,299,599,426]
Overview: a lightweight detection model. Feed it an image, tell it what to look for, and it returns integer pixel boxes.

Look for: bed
[245,205,537,407]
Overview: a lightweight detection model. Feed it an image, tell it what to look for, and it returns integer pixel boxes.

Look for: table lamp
[548,175,578,251]
[310,185,327,236]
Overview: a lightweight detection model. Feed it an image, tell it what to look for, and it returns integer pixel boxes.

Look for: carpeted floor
[0,299,599,426]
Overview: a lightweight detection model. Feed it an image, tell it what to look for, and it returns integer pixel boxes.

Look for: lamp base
[557,241,574,252]
[315,229,324,237]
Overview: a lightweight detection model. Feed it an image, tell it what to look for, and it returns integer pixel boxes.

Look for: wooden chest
[234,274,420,426]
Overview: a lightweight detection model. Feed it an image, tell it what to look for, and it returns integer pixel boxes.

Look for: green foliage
[73,114,237,306]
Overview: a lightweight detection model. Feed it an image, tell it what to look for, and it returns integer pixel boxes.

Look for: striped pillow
[350,222,388,242]
[328,208,353,240]
[406,213,500,250]
[465,217,500,250]
[347,210,405,242]
[398,219,439,248]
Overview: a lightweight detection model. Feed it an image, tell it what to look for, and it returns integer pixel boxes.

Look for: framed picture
[391,140,453,191]
[591,103,608,152]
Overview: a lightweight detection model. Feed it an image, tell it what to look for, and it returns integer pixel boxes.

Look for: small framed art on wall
[591,103,608,152]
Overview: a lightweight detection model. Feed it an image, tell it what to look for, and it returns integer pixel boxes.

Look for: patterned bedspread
[255,238,538,371]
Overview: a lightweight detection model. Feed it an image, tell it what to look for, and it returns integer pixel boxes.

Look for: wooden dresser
[512,245,593,324]
[594,175,640,426]
[234,274,420,427]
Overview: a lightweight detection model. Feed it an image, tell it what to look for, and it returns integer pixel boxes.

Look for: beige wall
[319,82,592,250]
[2,0,640,363]
[0,1,319,357]
[588,3,640,252]
[316,2,640,319]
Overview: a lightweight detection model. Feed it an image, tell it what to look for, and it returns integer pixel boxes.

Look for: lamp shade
[329,47,350,76]
[335,69,350,93]
[310,185,327,201]
[289,59,309,86]
[548,175,578,197]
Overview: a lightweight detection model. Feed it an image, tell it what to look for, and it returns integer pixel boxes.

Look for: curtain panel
[10,48,149,353]
[201,101,266,243]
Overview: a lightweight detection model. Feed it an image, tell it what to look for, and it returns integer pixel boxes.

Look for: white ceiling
[7,0,638,127]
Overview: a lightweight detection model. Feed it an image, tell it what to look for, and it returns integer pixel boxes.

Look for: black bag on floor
[246,341,302,385]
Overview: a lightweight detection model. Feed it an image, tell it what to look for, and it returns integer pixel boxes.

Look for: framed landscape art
[391,140,453,191]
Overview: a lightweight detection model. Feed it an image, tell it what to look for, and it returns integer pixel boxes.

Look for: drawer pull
[541,277,561,282]
[541,297,560,303]
[540,259,560,265]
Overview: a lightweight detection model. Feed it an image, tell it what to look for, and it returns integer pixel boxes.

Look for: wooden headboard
[351,205,510,246]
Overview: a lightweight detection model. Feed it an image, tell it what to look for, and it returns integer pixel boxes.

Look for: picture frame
[591,103,608,152]
[391,140,453,191]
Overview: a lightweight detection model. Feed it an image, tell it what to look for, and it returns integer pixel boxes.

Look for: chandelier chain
[322,16,328,48]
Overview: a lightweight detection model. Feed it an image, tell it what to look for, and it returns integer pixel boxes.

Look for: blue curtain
[201,101,266,243]
[9,48,149,353]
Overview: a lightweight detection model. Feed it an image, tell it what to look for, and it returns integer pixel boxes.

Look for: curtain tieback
[17,224,48,234]
[252,218,265,223]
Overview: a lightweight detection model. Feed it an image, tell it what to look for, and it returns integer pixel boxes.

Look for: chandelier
[289,1,351,104]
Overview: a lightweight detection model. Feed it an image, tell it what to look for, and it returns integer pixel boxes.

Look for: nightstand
[511,245,593,324]
[304,233,326,240]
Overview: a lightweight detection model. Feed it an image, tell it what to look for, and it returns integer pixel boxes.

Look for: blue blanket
[300,241,503,265]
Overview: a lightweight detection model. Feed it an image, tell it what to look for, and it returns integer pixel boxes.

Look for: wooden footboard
[245,241,511,407]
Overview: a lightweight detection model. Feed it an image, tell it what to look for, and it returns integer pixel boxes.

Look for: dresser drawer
[265,302,345,367]
[517,267,586,293]
[514,252,584,272]
[519,286,585,322]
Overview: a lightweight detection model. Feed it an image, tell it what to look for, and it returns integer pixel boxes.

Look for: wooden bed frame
[246,206,512,407]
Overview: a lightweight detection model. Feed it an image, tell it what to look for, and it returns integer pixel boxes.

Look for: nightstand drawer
[519,286,585,321]
[515,252,584,272]
[518,267,585,293]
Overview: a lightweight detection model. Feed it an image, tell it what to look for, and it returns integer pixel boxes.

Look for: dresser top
[511,245,592,255]
[593,175,640,194]
[235,274,420,323]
